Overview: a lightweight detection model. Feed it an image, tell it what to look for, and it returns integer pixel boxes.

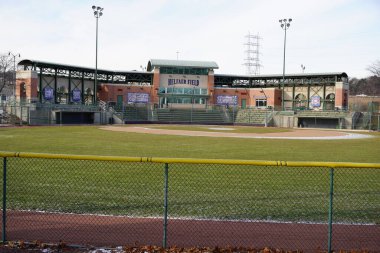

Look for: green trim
[160,67,208,75]
[148,59,218,70]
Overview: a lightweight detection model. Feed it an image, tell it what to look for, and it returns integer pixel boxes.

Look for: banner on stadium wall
[216,95,238,105]
[127,93,149,103]
[43,87,54,101]
[311,95,321,107]
[72,88,81,102]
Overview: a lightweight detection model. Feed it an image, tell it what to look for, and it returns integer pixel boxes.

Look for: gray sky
[1,0,379,78]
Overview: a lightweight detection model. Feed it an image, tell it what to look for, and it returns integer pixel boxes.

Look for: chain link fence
[0,152,379,252]
[3,100,380,130]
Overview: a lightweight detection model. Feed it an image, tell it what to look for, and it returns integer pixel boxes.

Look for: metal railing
[0,152,379,252]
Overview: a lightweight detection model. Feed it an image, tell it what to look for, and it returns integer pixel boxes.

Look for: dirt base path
[100,125,372,140]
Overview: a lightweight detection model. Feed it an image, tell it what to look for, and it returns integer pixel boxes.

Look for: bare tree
[349,76,380,96]
[366,60,380,76]
[0,54,14,94]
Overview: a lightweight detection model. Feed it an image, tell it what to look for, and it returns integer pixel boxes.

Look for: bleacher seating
[123,106,150,122]
[235,109,271,125]
[296,110,350,118]
[156,108,227,124]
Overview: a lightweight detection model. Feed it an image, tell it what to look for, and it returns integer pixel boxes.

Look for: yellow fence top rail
[0,151,380,169]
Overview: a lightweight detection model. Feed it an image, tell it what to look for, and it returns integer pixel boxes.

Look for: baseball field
[0,125,379,221]
[0,125,379,162]
[0,125,379,249]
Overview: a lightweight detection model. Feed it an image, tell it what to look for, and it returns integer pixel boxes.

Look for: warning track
[5,211,380,251]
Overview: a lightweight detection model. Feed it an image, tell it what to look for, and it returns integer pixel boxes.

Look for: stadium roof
[215,72,348,79]
[18,59,147,74]
[147,59,219,71]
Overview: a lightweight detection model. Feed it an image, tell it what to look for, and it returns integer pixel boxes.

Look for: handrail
[0,151,380,169]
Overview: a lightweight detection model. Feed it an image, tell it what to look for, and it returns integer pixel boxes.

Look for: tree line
[349,60,380,96]
[0,53,15,95]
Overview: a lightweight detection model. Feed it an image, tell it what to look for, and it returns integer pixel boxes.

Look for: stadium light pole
[301,64,305,73]
[8,52,21,100]
[92,5,103,105]
[279,18,292,111]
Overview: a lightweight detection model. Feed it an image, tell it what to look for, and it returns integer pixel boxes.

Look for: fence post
[20,106,22,126]
[328,168,334,253]
[2,157,7,242]
[163,163,169,248]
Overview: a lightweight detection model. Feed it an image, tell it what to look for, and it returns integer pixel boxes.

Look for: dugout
[55,111,94,124]
[298,117,342,129]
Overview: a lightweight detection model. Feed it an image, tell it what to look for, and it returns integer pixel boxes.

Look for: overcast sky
[1,0,379,78]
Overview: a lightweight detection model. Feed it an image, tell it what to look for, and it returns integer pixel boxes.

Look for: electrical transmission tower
[243,32,262,75]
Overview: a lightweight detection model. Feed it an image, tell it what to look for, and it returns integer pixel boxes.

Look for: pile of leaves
[0,241,373,253]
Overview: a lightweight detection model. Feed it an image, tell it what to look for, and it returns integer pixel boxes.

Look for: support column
[54,68,58,104]
[307,84,310,109]
[207,69,215,105]
[68,70,72,104]
[2,157,7,242]
[323,84,326,110]
[292,84,295,110]
[81,72,85,104]
[39,68,43,103]
[328,168,335,253]
[93,73,96,104]
[163,163,169,248]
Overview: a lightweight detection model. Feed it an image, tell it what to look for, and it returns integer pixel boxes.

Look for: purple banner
[216,95,238,105]
[127,93,149,103]
[43,87,54,101]
[72,89,81,102]
[311,96,321,107]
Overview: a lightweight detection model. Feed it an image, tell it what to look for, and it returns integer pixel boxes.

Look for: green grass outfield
[0,125,380,162]
[0,125,379,223]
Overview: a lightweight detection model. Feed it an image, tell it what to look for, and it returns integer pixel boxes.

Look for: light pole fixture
[301,64,305,73]
[279,18,292,111]
[140,65,147,71]
[92,5,103,104]
[8,52,21,99]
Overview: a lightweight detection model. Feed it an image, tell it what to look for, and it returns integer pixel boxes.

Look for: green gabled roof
[147,59,219,71]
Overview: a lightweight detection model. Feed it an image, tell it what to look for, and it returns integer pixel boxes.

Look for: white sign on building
[160,74,208,88]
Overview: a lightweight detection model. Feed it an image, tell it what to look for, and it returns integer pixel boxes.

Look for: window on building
[166,97,206,104]
[158,88,208,95]
[160,67,208,75]
[255,99,267,107]
[295,93,307,109]
[325,93,335,110]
